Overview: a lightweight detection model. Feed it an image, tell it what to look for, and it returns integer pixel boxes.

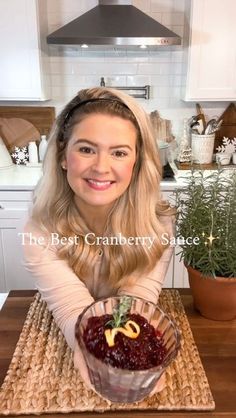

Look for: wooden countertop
[0,290,236,418]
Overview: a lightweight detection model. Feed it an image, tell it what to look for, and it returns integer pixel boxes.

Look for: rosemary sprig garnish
[106,296,132,329]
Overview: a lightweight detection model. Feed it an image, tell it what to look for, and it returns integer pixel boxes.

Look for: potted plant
[174,168,236,320]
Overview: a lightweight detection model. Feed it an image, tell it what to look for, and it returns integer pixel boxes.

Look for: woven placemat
[0,290,215,415]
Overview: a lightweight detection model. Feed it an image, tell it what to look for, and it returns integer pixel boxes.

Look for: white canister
[28,141,38,164]
[191,133,215,164]
[216,153,232,165]
[232,153,236,165]
[39,135,48,162]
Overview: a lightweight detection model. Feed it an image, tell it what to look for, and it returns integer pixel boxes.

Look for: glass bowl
[76,296,181,403]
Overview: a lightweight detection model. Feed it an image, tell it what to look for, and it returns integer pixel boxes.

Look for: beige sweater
[23,216,174,350]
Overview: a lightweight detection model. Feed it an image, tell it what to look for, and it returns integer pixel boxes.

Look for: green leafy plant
[106,296,132,328]
[174,168,236,278]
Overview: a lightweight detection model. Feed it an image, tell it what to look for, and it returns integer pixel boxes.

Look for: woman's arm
[23,221,94,350]
[117,215,175,304]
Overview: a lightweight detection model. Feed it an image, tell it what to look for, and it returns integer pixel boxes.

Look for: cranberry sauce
[82,313,167,370]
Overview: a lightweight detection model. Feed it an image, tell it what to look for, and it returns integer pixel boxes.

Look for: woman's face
[62,113,137,211]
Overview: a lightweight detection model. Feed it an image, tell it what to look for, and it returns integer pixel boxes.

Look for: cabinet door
[185,0,236,101]
[0,0,48,100]
[0,211,33,292]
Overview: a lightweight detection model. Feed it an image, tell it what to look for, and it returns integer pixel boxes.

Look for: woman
[24,87,175,392]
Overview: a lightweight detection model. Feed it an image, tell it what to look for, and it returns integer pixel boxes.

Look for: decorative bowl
[76,296,181,403]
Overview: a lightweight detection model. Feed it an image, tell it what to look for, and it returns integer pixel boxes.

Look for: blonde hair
[31,87,175,287]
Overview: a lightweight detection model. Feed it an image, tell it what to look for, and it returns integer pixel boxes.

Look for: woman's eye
[79,146,95,154]
[113,150,128,158]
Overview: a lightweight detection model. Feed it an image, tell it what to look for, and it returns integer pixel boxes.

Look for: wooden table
[0,290,236,418]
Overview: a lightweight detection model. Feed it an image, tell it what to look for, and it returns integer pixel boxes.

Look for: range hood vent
[47,1,181,47]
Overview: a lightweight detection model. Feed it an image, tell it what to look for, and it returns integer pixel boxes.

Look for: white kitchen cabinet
[185,0,236,101]
[0,0,50,101]
[0,191,33,291]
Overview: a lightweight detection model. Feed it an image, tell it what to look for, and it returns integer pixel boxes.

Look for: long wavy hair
[31,87,175,288]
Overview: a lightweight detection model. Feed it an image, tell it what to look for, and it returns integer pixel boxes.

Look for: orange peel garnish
[104,320,140,347]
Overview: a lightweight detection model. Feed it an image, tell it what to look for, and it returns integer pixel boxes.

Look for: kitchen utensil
[204,118,223,135]
[189,115,199,128]
[196,103,207,132]
[189,116,204,134]
[204,119,216,135]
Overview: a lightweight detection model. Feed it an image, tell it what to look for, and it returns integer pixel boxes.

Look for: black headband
[63,98,130,130]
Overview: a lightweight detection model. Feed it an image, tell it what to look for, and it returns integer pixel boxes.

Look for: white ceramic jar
[28,141,38,164]
[191,133,215,164]
[215,153,231,165]
[39,135,47,162]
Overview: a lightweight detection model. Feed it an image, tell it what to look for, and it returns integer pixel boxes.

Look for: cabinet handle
[0,205,4,209]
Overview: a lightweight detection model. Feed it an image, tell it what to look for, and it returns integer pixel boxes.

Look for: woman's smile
[85,178,116,191]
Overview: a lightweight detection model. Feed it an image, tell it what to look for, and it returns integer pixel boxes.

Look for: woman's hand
[149,372,166,396]
[73,341,93,390]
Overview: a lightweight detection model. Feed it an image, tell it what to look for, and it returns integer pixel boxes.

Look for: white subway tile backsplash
[173,0,186,13]
[171,63,183,75]
[150,75,171,86]
[138,63,162,75]
[169,74,182,86]
[126,50,150,63]
[47,0,96,14]
[72,62,138,76]
[158,63,174,75]
[171,50,184,62]
[162,12,184,26]
[148,51,171,62]
[133,0,151,12]
[104,49,127,61]
[47,12,80,31]
[127,75,150,86]
[50,61,76,75]
[150,0,174,13]
[155,85,171,97]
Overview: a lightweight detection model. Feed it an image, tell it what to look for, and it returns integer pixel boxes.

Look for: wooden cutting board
[0,118,40,151]
[214,103,236,151]
[0,106,55,151]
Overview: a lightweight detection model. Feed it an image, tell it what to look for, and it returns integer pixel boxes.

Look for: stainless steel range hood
[47,1,181,47]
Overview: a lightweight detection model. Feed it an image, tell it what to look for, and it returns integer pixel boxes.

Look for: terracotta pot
[186,265,236,320]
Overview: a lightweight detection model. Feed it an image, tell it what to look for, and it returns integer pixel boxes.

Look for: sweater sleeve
[23,221,94,350]
[117,215,175,305]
